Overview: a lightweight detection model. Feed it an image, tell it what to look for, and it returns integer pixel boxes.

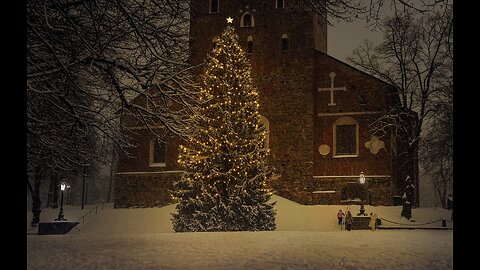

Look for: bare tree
[419,61,453,208]
[348,4,453,207]
[420,113,452,208]
[300,0,451,27]
[419,10,453,208]
[27,0,197,225]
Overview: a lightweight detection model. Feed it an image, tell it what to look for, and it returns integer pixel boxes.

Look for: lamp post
[358,172,367,216]
[55,181,69,221]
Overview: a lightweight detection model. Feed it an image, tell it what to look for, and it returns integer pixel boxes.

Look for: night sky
[328,19,383,62]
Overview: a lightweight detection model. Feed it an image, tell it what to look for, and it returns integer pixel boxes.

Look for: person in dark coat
[337,209,345,225]
[345,210,353,231]
[447,194,453,210]
[447,193,453,221]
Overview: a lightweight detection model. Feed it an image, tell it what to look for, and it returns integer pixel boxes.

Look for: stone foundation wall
[271,177,394,206]
[114,172,182,208]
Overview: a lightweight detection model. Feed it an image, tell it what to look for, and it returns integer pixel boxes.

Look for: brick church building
[115,0,414,208]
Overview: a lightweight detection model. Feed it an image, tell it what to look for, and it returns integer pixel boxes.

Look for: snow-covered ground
[27,195,453,270]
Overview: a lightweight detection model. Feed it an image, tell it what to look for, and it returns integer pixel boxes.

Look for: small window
[281,34,288,51]
[150,139,166,167]
[241,12,254,27]
[358,94,367,105]
[210,0,219,13]
[276,0,285,8]
[212,37,218,50]
[247,36,253,54]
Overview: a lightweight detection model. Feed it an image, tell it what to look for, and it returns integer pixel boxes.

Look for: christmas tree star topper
[226,17,233,24]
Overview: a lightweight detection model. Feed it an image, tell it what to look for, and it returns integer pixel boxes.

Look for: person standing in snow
[337,209,345,225]
[368,212,378,231]
[447,193,453,221]
[345,210,353,231]
[447,194,453,210]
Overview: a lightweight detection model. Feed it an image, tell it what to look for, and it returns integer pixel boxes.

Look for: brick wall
[310,51,401,200]
[114,172,181,208]
[117,129,183,173]
[300,177,394,205]
[189,0,326,206]
[114,1,409,207]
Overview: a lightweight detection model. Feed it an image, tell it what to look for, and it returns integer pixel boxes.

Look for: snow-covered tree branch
[27,0,197,225]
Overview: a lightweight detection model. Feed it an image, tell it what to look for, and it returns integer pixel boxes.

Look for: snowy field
[27,195,453,270]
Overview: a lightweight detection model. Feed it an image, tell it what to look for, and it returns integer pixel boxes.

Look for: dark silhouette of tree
[348,5,452,207]
[27,0,196,225]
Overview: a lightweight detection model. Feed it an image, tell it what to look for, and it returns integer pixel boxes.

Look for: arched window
[259,115,270,149]
[210,0,219,13]
[333,116,358,157]
[150,139,166,167]
[247,36,253,54]
[212,37,218,50]
[281,34,288,51]
[240,12,254,27]
[276,0,285,8]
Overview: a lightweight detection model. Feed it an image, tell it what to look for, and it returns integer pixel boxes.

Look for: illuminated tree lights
[171,25,276,232]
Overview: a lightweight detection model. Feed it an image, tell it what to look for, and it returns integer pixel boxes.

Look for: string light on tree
[171,21,276,232]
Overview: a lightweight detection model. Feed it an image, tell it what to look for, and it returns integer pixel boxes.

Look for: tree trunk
[107,147,117,203]
[412,142,420,208]
[82,168,86,209]
[50,175,59,208]
[403,109,420,208]
[436,187,446,209]
[27,173,42,227]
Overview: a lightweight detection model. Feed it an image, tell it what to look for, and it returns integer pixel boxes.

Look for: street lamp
[359,171,365,184]
[55,181,69,221]
[358,172,367,216]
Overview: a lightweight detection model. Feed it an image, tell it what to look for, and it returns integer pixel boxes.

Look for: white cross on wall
[318,72,347,106]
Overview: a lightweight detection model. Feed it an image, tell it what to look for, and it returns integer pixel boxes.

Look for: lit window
[150,139,166,167]
[276,0,285,8]
[281,34,288,51]
[241,13,254,27]
[247,36,253,53]
[210,0,219,13]
[333,117,358,157]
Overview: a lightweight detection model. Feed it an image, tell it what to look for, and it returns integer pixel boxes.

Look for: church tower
[115,0,412,208]
[189,0,328,202]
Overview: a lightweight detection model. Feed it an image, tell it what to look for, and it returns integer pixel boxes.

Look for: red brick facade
[115,0,411,208]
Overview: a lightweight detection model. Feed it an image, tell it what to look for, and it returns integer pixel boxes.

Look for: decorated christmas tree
[171,19,276,232]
